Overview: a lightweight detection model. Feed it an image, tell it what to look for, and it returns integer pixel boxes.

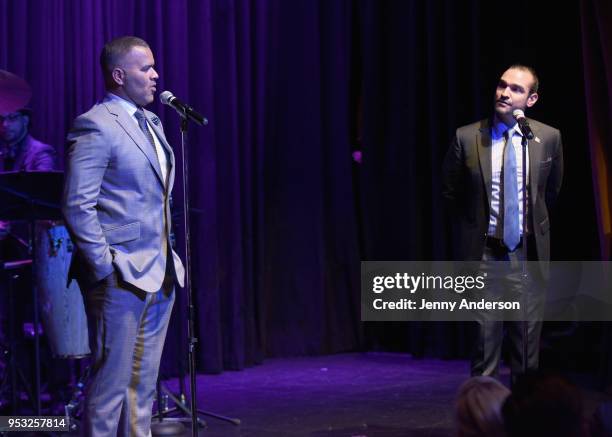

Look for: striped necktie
[503,129,520,251]
[134,107,159,159]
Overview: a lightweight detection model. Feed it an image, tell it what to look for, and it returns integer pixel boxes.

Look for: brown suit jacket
[442,118,564,264]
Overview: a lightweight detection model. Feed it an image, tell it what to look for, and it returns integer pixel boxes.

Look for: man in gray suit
[442,65,563,382]
[63,36,185,436]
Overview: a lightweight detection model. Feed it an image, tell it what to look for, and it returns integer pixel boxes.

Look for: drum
[36,223,90,358]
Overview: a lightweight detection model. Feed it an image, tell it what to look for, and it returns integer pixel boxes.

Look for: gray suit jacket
[62,97,185,292]
[442,117,564,264]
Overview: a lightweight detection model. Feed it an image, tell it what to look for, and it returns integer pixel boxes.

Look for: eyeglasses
[0,113,23,123]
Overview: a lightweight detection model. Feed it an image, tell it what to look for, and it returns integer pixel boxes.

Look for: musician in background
[1,106,57,271]
[0,108,56,172]
[0,106,57,247]
[0,71,81,414]
[0,71,56,251]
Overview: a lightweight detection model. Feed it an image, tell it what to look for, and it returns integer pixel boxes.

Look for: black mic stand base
[151,380,241,436]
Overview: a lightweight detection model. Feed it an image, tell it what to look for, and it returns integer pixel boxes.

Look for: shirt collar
[105,92,139,117]
[491,118,520,141]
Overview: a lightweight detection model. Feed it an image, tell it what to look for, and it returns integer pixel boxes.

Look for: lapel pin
[535,136,541,143]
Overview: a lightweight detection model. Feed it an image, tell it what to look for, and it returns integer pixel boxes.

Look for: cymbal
[0,70,31,115]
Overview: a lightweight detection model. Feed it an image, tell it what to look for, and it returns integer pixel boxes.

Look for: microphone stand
[181,115,200,437]
[521,134,529,375]
[156,110,239,437]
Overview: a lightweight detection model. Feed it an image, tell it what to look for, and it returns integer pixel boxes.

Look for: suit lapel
[103,101,165,187]
[527,122,544,203]
[144,110,175,191]
[477,122,493,207]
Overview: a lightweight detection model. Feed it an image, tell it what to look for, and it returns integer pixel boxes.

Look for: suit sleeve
[442,132,465,215]
[62,115,114,282]
[545,129,564,208]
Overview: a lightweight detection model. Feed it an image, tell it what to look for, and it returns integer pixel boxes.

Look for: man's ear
[111,67,125,86]
[526,92,539,108]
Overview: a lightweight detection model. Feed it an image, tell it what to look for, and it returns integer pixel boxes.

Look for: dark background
[1,0,609,380]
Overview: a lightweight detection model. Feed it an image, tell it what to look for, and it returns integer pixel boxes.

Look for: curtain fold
[580,0,612,260]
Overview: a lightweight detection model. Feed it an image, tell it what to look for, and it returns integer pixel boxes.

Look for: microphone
[159,91,208,126]
[512,109,534,140]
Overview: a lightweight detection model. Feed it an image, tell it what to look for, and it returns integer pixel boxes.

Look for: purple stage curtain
[581,0,612,260]
[0,0,361,374]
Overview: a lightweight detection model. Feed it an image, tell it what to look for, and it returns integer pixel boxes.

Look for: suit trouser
[82,269,175,437]
[471,238,544,383]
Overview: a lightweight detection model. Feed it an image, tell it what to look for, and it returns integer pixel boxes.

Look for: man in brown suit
[443,65,563,382]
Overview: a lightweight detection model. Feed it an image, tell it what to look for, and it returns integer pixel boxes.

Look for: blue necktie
[503,129,520,251]
[134,108,158,155]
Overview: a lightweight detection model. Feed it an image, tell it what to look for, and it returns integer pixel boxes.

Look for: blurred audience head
[502,371,584,437]
[590,400,612,437]
[455,376,511,437]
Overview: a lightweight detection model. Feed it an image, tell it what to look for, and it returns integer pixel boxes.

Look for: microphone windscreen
[159,91,174,105]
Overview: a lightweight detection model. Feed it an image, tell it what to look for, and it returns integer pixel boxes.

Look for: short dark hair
[100,36,149,89]
[506,64,539,94]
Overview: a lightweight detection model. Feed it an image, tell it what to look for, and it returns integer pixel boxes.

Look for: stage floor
[148,352,612,437]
